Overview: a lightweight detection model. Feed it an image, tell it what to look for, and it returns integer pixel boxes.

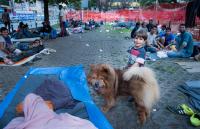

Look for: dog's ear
[101,65,110,74]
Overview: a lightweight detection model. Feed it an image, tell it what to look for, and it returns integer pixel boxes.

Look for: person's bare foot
[4,58,14,65]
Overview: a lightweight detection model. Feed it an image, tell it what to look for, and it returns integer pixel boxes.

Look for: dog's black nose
[94,82,99,90]
[95,82,99,87]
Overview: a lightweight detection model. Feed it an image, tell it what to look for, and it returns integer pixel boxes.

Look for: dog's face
[87,64,115,95]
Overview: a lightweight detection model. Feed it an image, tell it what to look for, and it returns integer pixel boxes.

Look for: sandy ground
[0,25,200,129]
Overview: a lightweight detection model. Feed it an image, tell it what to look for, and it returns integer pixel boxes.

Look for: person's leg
[63,22,67,36]
[167,50,191,58]
[167,51,182,58]
[181,51,191,58]
[146,46,157,53]
[8,22,11,33]
[4,22,8,29]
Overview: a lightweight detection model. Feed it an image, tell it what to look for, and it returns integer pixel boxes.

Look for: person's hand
[14,49,22,55]
[0,43,4,49]
[4,58,14,65]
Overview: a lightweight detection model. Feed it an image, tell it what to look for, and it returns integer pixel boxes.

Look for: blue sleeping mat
[0,65,113,129]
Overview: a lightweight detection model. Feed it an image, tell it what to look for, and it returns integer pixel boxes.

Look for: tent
[0,65,113,129]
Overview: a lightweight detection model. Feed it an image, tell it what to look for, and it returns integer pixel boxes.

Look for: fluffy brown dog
[87,64,160,124]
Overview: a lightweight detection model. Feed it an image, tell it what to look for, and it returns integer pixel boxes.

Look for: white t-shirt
[147,32,157,45]
[0,36,7,58]
[59,9,66,22]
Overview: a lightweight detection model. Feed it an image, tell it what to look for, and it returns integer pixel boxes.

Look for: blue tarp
[0,65,113,129]
[178,81,200,111]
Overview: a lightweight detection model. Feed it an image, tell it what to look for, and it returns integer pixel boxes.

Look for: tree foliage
[140,0,192,7]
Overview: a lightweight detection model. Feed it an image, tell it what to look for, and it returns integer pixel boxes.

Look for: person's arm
[146,40,151,47]
[132,62,140,67]
[0,43,4,50]
[178,34,189,51]
[178,41,187,51]
[135,49,145,67]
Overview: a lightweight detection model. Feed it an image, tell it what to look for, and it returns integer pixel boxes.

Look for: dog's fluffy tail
[123,66,160,109]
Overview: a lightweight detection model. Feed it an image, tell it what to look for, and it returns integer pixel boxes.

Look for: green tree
[139,0,192,7]
[89,0,97,9]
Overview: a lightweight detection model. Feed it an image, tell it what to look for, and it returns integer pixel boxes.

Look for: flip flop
[190,113,200,126]
[180,104,194,116]
[167,104,194,116]
[167,105,186,115]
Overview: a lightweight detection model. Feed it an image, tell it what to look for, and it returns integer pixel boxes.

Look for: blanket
[177,81,200,111]
[4,93,97,129]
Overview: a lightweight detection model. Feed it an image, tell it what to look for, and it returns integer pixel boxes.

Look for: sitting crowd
[131,19,196,59]
[0,27,44,65]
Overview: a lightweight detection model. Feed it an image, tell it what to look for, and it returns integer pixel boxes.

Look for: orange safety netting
[65,2,200,26]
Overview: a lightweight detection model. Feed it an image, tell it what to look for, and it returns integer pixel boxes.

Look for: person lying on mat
[167,24,193,58]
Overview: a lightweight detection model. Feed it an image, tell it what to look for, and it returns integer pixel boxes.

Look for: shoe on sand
[167,104,194,116]
[190,113,200,127]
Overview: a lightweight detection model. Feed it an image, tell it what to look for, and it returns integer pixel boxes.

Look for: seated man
[0,27,21,64]
[145,25,158,53]
[167,24,193,58]
[0,35,13,65]
[1,27,22,56]
[40,21,52,38]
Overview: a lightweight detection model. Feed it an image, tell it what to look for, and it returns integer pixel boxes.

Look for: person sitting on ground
[145,25,158,53]
[1,27,44,63]
[146,19,154,32]
[157,27,175,50]
[131,22,140,38]
[138,22,148,33]
[167,24,193,58]
[0,27,22,55]
[40,21,52,39]
[126,30,147,68]
[0,30,14,64]
[157,24,166,37]
[13,22,39,39]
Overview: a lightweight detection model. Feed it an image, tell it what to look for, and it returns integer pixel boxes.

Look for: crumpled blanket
[4,93,97,129]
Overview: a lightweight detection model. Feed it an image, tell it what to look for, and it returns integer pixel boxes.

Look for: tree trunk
[185,0,200,27]
[44,0,49,22]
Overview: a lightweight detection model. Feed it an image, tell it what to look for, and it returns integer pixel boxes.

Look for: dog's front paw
[101,106,110,113]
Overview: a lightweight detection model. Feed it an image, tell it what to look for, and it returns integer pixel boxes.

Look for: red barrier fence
[66,9,186,25]
[66,7,200,40]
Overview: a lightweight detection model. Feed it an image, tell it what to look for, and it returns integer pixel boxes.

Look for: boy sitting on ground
[157,27,175,50]
[126,30,147,68]
[145,25,158,53]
